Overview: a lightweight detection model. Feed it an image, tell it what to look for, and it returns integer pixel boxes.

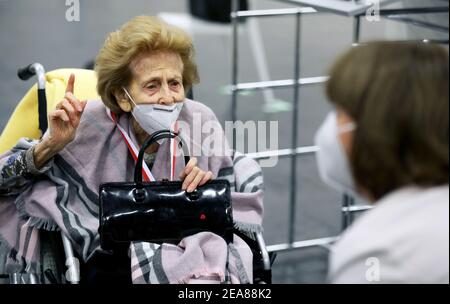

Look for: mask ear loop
[122,87,137,108]
[337,122,357,134]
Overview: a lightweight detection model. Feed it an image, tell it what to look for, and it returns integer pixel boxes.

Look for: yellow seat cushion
[0,69,99,154]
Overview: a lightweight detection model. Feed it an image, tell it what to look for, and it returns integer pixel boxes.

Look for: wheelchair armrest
[232,229,276,284]
[61,233,80,284]
[254,231,271,271]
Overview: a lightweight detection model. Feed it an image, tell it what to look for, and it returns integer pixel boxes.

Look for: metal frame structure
[352,5,450,44]
[278,0,400,16]
[231,0,449,254]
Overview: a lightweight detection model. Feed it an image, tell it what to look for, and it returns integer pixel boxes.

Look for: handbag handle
[134,130,190,184]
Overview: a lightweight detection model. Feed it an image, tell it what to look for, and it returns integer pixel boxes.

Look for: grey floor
[0,0,448,284]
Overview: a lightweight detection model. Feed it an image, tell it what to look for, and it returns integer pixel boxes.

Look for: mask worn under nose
[314,112,357,195]
[123,88,184,136]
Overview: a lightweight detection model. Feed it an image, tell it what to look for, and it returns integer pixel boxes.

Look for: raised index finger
[66,73,75,94]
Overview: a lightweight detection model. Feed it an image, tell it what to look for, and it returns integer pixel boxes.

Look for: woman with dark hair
[315,41,449,284]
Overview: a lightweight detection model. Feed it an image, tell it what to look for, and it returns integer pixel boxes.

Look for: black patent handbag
[99,130,233,250]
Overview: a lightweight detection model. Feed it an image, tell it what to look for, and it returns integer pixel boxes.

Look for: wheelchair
[0,63,276,284]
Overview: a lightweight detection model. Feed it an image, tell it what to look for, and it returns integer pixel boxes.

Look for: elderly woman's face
[126,51,185,107]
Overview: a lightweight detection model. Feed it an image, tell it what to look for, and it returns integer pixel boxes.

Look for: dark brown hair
[327,41,449,200]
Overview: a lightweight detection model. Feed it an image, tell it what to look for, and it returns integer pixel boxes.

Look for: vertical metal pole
[341,14,362,231]
[342,194,357,230]
[62,233,79,284]
[348,195,356,225]
[353,15,361,44]
[288,12,301,245]
[231,0,239,151]
[342,194,350,230]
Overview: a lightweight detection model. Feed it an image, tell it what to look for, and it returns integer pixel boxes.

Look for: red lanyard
[170,121,180,181]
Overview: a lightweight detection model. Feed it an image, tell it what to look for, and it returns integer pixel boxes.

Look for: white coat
[329,185,449,284]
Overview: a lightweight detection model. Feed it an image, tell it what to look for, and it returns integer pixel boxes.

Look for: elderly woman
[315,41,449,283]
[0,16,263,284]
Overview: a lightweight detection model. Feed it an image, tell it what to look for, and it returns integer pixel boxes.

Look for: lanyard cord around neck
[170,121,180,182]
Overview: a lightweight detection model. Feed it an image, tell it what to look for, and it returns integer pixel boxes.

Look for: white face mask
[123,88,183,136]
[314,112,357,195]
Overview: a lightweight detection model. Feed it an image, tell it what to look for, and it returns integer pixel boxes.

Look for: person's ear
[114,89,132,113]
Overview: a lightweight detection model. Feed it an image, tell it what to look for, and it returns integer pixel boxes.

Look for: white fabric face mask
[314,112,357,195]
[123,88,183,136]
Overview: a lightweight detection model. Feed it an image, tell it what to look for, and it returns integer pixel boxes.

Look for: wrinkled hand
[179,157,213,193]
[43,74,87,152]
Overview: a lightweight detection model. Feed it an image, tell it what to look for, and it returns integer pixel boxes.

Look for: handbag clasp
[133,188,147,203]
